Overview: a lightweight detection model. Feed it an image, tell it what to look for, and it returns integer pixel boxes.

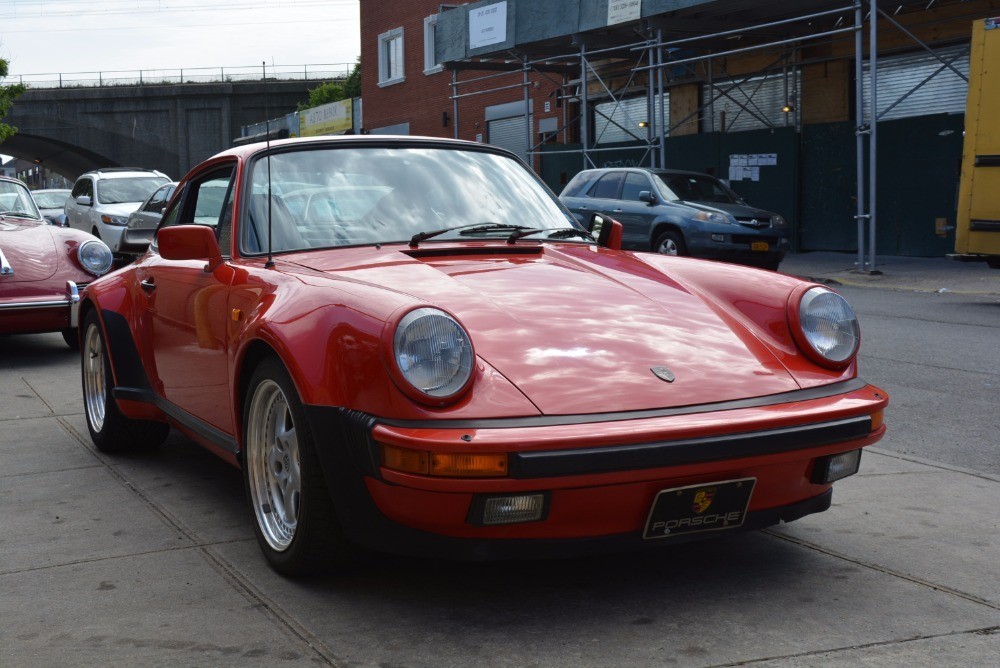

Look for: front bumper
[305,379,887,560]
[0,281,83,333]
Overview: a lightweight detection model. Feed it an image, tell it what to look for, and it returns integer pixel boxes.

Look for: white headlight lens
[772,214,788,228]
[799,287,859,363]
[393,308,473,398]
[78,240,114,276]
[693,211,731,224]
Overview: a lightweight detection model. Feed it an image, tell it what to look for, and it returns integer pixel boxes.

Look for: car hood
[0,219,59,283]
[675,200,777,220]
[290,244,800,415]
[99,202,145,216]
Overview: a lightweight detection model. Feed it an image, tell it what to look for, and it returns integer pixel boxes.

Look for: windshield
[32,191,70,209]
[0,182,42,219]
[242,145,580,253]
[96,177,169,204]
[655,173,741,204]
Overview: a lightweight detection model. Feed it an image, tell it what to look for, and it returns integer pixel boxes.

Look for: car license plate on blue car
[643,478,755,539]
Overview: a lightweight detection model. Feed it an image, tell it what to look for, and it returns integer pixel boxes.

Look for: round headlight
[393,308,474,401]
[797,287,859,365]
[78,239,114,276]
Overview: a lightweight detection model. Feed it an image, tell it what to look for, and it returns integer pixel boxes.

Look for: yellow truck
[952,17,1000,269]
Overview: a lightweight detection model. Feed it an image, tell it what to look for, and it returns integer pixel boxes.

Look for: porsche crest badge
[651,366,675,383]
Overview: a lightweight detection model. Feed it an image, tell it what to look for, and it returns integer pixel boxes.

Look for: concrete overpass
[2,80,314,181]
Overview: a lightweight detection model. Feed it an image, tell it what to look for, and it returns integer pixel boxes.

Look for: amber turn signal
[431,452,508,477]
[381,444,429,475]
[380,444,507,477]
[870,410,884,431]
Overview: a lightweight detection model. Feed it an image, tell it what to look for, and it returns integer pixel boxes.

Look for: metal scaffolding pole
[855,1,867,274]
[868,0,878,273]
[657,28,667,169]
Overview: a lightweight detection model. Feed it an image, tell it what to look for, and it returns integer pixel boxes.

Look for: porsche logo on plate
[692,487,716,513]
[651,366,675,382]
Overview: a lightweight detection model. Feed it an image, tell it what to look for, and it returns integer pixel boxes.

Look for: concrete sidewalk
[779,251,1000,297]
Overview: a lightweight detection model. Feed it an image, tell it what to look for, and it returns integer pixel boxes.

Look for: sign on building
[299,98,353,137]
[469,2,507,49]
[608,0,641,26]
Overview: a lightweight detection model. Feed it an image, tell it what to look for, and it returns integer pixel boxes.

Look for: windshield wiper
[506,227,594,244]
[409,223,529,247]
[0,210,37,219]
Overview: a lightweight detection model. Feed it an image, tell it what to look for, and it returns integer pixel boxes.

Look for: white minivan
[64,168,170,254]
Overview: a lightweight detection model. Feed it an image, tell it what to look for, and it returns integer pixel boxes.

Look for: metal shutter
[701,72,800,133]
[863,44,970,121]
[487,115,533,165]
[594,94,668,144]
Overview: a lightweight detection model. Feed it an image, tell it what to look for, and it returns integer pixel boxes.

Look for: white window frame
[378,27,405,87]
[424,14,443,75]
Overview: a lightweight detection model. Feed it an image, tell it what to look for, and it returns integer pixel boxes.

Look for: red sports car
[1,175,114,348]
[79,137,888,575]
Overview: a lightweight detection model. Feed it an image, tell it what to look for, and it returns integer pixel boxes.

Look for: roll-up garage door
[701,72,800,133]
[863,44,970,121]
[487,115,532,165]
[594,94,668,144]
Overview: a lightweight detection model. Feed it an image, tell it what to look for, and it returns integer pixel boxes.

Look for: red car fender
[637,254,857,387]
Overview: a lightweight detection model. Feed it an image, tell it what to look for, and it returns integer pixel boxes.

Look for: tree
[0,58,27,143]
[298,57,361,111]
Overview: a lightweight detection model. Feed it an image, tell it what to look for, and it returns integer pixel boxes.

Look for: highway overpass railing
[8,63,353,89]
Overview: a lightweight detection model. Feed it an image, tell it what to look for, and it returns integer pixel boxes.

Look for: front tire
[243,357,351,576]
[81,310,169,452]
[62,327,79,350]
[654,229,687,256]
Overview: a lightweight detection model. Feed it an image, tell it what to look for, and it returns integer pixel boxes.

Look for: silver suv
[65,168,170,254]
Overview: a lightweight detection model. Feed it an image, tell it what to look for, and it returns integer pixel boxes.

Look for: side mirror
[586,213,623,250]
[638,190,655,204]
[75,195,92,207]
[157,225,223,270]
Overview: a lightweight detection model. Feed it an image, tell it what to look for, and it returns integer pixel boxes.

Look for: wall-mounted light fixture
[781,103,795,113]
[638,121,649,128]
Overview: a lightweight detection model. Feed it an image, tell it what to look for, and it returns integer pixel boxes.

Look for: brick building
[359,0,566,170]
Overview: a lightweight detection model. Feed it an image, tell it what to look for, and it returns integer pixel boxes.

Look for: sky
[0,0,360,79]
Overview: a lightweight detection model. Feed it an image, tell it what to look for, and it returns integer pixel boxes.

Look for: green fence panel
[800,122,859,252]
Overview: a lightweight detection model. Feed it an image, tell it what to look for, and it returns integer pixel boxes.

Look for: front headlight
[692,211,733,225]
[772,214,788,228]
[392,307,474,403]
[793,287,859,367]
[100,214,129,226]
[77,239,114,276]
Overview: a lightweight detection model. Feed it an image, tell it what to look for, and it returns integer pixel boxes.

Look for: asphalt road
[1,283,998,667]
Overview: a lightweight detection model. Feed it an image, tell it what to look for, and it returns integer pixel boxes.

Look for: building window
[424,15,442,75]
[378,27,405,86]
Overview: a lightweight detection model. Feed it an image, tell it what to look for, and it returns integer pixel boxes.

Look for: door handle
[140,278,156,292]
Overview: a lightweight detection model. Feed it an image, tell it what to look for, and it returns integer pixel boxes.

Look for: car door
[610,171,659,251]
[131,184,172,230]
[137,164,237,434]
[66,177,94,233]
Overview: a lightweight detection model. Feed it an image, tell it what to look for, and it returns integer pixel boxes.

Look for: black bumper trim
[511,415,872,478]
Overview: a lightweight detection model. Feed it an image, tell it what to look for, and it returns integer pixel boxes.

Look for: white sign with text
[469,2,507,49]
[608,0,641,26]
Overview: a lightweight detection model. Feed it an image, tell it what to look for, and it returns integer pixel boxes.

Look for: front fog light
[471,493,547,526]
[711,233,725,242]
[812,449,862,484]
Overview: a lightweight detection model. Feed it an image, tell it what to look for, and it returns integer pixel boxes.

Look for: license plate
[751,241,770,251]
[643,478,755,540]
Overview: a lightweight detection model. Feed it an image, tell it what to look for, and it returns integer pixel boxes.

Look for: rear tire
[81,310,169,452]
[654,230,687,256]
[243,357,352,576]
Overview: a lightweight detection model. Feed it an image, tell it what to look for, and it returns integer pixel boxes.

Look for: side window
[588,173,623,199]
[155,168,235,256]
[71,180,85,198]
[621,173,651,202]
[147,186,168,213]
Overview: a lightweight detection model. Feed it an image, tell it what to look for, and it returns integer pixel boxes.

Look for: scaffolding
[447,0,979,273]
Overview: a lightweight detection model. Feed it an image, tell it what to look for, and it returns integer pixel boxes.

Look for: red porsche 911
[78,137,887,575]
[1,175,114,348]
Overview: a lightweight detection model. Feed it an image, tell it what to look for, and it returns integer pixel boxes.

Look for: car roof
[81,168,168,180]
[576,167,716,179]
[213,134,520,163]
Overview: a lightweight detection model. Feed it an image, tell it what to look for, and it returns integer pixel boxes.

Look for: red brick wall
[360,0,565,169]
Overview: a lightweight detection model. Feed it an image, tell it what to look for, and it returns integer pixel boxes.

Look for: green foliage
[298,81,345,111]
[0,58,27,143]
[297,57,361,111]
[343,56,361,99]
